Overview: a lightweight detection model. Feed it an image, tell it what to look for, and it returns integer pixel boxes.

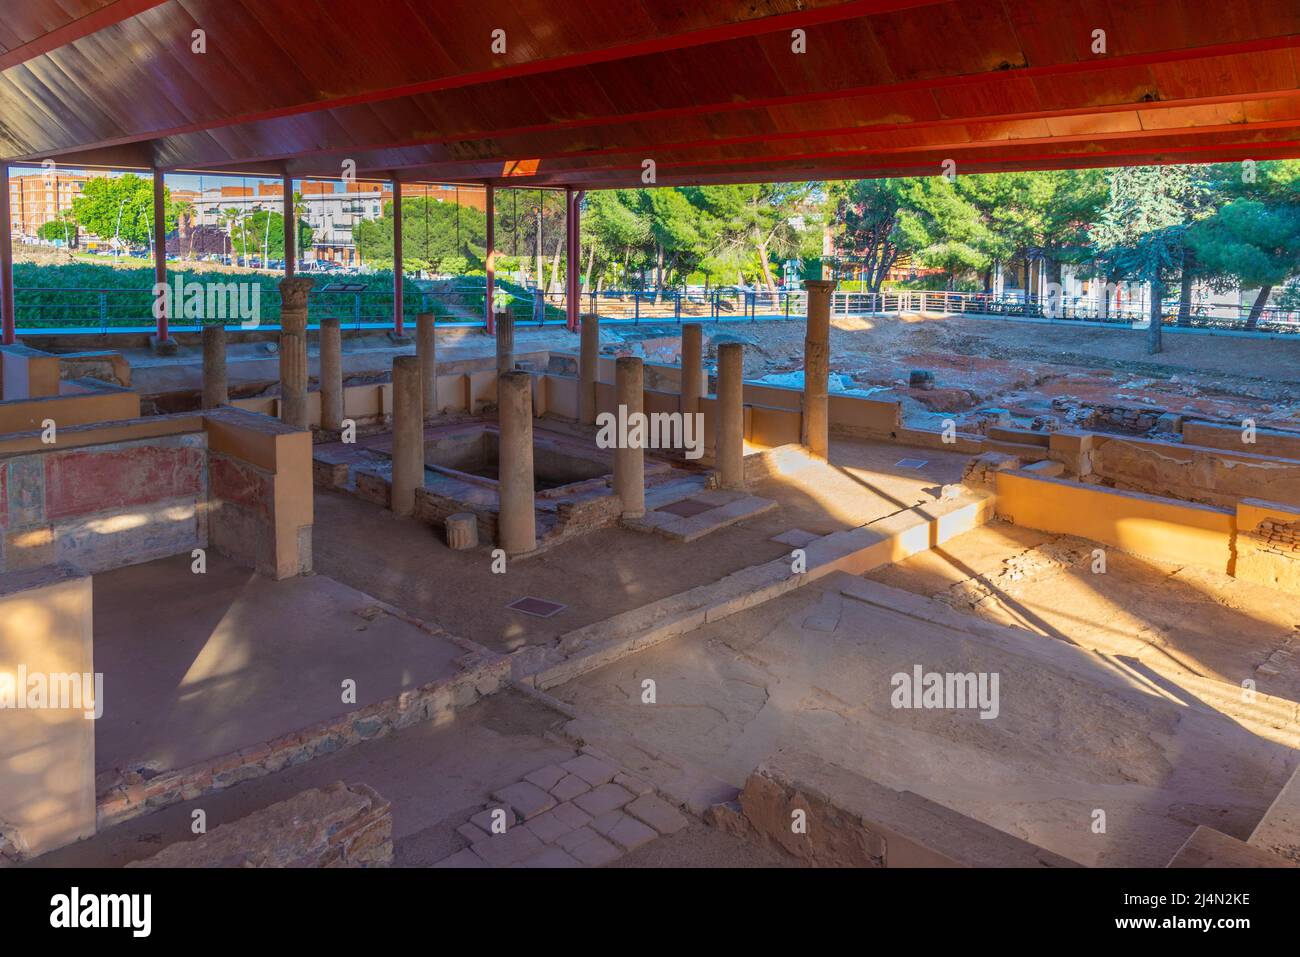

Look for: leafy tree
[354,196,486,272]
[1188,198,1300,328]
[830,179,916,293]
[37,211,78,246]
[70,173,182,247]
[228,209,314,260]
[1090,165,1202,353]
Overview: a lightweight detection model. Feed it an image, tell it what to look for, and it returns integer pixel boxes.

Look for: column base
[386,330,413,346]
[149,334,179,356]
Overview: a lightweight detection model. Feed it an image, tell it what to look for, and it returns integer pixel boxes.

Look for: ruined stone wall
[414,486,499,543]
[722,751,1075,867]
[0,433,207,575]
[1088,435,1300,508]
[128,782,392,868]
[1235,499,1300,595]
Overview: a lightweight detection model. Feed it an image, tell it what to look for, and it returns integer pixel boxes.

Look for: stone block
[561,753,618,787]
[491,781,557,821]
[574,782,634,817]
[626,794,688,835]
[472,826,545,867]
[567,833,623,866]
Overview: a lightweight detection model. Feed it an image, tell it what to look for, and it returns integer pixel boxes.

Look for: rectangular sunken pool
[424,424,612,492]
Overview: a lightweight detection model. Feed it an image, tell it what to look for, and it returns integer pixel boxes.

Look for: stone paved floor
[434,747,688,867]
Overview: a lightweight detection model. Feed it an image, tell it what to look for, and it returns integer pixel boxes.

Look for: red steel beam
[485,184,495,333]
[199,34,1300,177]
[0,0,170,72]
[18,0,939,163]
[153,169,168,343]
[125,32,1300,177]
[0,164,14,345]
[392,178,404,337]
[282,170,295,278]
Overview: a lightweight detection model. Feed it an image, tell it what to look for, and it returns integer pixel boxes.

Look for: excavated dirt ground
[622,312,1300,435]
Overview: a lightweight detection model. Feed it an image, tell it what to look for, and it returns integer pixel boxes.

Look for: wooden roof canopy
[2,0,1299,188]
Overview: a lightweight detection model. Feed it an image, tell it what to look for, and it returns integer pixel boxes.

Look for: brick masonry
[128,782,393,868]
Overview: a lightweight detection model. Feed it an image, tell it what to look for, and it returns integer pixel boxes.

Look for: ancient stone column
[445,512,479,550]
[680,322,703,416]
[613,356,645,518]
[716,341,745,489]
[390,355,424,517]
[319,318,343,431]
[416,312,437,419]
[497,370,536,555]
[579,313,600,425]
[496,306,515,377]
[278,276,314,429]
[201,324,227,409]
[802,279,836,461]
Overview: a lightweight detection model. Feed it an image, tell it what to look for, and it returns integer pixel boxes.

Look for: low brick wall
[128,782,392,868]
[727,751,1076,867]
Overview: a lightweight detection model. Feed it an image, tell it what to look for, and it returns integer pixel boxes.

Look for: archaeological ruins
[0,0,1298,895]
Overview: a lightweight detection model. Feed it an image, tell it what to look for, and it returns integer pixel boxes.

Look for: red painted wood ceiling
[2,0,1298,186]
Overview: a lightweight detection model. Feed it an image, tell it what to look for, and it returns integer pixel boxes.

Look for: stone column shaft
[201,324,228,409]
[278,276,314,429]
[416,313,437,419]
[579,313,600,425]
[680,322,703,415]
[496,308,515,377]
[390,355,424,516]
[716,342,745,489]
[319,318,343,431]
[802,279,836,460]
[497,371,536,554]
[613,356,645,518]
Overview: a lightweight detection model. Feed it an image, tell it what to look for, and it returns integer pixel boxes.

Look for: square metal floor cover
[507,597,568,618]
[658,498,715,518]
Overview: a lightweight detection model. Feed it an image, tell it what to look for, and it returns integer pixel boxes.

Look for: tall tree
[71,173,183,248]
[1188,198,1300,329]
[1090,166,1200,353]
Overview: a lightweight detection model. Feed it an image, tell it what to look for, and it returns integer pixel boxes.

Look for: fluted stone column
[278,276,313,429]
[201,324,227,409]
[319,318,343,431]
[613,356,645,518]
[445,512,478,550]
[802,278,836,460]
[497,370,536,555]
[390,355,424,516]
[680,322,703,416]
[716,342,744,489]
[579,313,599,425]
[496,306,515,376]
[416,312,437,419]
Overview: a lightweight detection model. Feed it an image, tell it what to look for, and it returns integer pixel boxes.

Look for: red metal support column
[282,171,295,278]
[0,164,14,345]
[565,187,582,332]
[153,170,169,344]
[485,183,495,334]
[392,178,404,337]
